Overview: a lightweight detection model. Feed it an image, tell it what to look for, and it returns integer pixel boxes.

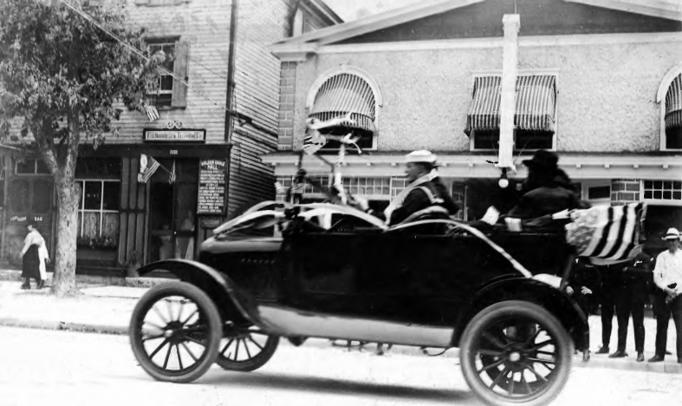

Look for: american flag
[137,154,161,183]
[566,202,646,262]
[144,105,160,122]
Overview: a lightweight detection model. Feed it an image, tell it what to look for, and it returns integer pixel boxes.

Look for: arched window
[306,70,381,151]
[657,67,682,150]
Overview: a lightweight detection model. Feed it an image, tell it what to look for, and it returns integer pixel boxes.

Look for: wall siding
[112,0,230,144]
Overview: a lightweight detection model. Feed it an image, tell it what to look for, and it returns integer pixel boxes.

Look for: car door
[284,213,404,319]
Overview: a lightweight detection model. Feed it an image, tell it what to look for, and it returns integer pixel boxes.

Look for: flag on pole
[137,154,161,183]
[143,105,160,122]
[168,160,176,184]
[566,202,646,262]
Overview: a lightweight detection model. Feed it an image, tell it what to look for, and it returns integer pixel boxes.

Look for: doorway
[147,159,198,262]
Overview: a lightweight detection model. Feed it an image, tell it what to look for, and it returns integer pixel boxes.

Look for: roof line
[273,0,484,47]
[273,0,681,56]
[564,0,682,21]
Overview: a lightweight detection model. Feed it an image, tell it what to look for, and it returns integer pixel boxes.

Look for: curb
[0,268,171,288]
[0,317,128,335]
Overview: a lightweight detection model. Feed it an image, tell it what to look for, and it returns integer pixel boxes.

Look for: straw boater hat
[663,227,681,241]
[405,150,437,165]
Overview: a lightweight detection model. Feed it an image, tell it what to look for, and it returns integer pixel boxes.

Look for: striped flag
[144,105,160,122]
[137,154,161,183]
[566,202,646,262]
[302,129,327,155]
[168,160,176,184]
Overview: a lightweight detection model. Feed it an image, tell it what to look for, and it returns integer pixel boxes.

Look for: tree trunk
[51,176,80,297]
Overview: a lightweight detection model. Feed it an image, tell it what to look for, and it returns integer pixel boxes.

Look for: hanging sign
[197,159,226,214]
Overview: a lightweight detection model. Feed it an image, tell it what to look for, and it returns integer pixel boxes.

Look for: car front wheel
[129,281,222,383]
[459,300,572,406]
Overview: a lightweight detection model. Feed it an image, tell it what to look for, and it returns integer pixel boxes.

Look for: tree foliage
[0,0,156,161]
[0,0,157,295]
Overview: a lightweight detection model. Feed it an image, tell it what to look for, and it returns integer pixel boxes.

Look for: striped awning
[309,73,376,133]
[465,75,557,135]
[665,74,682,129]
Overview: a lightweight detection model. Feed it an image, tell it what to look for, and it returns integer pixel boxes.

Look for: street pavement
[2,325,682,406]
[0,274,681,374]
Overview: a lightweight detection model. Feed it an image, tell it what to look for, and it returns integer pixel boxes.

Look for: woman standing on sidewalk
[20,220,49,290]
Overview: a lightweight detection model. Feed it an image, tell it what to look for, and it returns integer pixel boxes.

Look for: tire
[459,300,573,406]
[216,328,279,372]
[129,281,222,383]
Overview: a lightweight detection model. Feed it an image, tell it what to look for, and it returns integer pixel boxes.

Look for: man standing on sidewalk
[609,251,652,362]
[649,227,682,363]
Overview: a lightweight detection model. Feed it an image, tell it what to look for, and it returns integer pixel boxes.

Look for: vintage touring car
[129,200,588,406]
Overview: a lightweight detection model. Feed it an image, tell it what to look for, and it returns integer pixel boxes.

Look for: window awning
[665,74,682,129]
[309,73,376,133]
[465,75,557,135]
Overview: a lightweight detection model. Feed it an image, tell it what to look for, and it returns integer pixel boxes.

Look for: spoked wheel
[460,300,572,406]
[129,281,221,383]
[216,324,279,371]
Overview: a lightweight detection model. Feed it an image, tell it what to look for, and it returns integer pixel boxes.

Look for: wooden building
[0,0,341,273]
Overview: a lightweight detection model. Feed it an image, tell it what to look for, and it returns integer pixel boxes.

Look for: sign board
[197,159,226,214]
[144,129,206,142]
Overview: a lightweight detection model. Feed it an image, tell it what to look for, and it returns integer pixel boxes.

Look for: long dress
[21,244,41,280]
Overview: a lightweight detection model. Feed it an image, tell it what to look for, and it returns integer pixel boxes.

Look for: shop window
[76,180,120,249]
[146,38,189,108]
[472,129,553,150]
[15,158,50,175]
[588,185,611,200]
[643,180,682,201]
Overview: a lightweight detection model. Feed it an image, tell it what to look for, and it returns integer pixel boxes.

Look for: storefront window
[76,179,120,249]
[15,158,50,175]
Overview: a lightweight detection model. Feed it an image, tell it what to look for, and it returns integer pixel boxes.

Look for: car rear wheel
[459,300,572,406]
[129,281,221,383]
[216,325,279,371]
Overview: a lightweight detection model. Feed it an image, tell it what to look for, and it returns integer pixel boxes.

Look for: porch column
[498,14,520,170]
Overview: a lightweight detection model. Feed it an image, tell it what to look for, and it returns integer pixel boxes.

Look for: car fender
[137,259,256,324]
[453,276,589,350]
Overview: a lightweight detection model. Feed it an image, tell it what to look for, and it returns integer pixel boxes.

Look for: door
[147,159,198,262]
[5,176,53,265]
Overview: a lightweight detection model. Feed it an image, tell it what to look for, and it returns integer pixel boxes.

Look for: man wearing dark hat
[649,227,682,363]
[507,149,584,221]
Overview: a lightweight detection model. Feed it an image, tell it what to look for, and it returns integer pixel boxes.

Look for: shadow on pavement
[201,370,471,403]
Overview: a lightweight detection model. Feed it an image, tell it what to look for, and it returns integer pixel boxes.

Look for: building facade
[0,0,341,272]
[267,0,682,249]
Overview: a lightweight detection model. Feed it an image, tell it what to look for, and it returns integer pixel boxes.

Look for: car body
[129,201,589,406]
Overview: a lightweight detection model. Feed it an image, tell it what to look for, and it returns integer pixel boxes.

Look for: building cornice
[262,152,682,180]
[313,31,682,55]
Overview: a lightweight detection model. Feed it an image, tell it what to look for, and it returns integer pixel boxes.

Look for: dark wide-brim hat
[522,149,559,170]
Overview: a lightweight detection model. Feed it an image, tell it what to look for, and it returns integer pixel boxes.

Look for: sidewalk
[0,276,680,373]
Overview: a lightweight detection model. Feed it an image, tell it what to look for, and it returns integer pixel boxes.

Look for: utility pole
[223,0,238,218]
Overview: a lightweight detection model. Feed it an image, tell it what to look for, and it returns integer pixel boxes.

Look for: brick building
[0,0,341,272]
[267,0,682,249]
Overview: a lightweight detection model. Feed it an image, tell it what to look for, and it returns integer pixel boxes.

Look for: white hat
[663,227,681,240]
[405,150,437,164]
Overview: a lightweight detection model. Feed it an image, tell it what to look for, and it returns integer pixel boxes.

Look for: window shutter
[171,41,189,108]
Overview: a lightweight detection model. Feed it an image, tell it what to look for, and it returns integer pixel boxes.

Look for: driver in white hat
[650,227,682,363]
[380,150,458,225]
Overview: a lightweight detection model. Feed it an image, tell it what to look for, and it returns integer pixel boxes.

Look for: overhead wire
[55,0,277,136]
